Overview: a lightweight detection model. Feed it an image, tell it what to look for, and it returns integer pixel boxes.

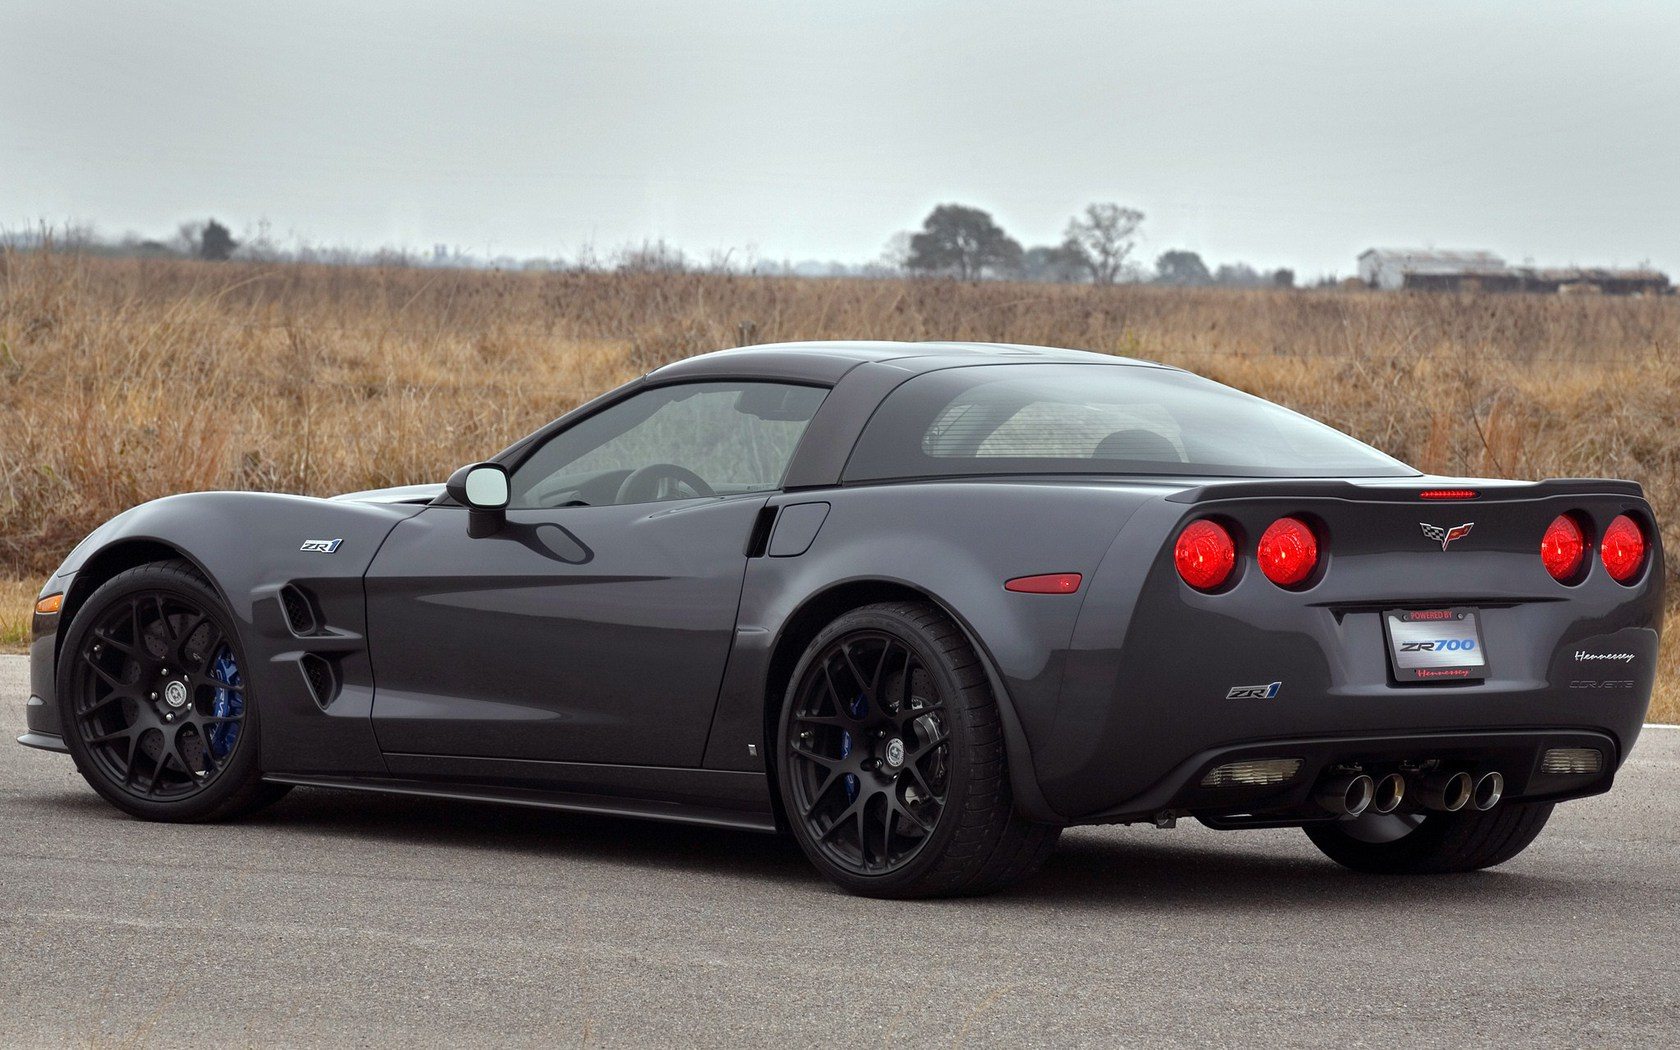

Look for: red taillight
[1419,489,1479,500]
[1004,573,1082,594]
[1600,514,1646,583]
[1175,519,1236,591]
[1540,515,1586,582]
[1257,516,1320,587]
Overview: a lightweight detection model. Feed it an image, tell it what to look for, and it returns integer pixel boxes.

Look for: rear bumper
[1077,726,1617,825]
[1031,488,1664,823]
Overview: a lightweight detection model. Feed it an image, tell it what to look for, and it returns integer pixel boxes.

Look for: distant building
[1518,267,1671,296]
[1357,249,1517,292]
[1358,248,1670,295]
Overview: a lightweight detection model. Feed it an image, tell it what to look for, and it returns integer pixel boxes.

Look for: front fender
[33,492,424,776]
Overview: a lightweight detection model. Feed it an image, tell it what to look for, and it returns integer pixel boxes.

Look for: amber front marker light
[35,593,64,615]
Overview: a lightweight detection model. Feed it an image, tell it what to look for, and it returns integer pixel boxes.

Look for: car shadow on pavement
[1007,827,1577,912]
[254,785,819,883]
[31,784,1577,907]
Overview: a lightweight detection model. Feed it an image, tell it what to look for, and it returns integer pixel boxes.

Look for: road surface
[3,656,1676,1047]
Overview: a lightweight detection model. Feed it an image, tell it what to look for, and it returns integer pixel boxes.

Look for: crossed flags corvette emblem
[1420,522,1474,551]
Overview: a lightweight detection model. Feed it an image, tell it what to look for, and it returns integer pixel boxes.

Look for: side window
[508,382,828,508]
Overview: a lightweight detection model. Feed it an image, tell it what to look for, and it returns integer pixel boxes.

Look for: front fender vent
[299,653,340,710]
[280,585,320,636]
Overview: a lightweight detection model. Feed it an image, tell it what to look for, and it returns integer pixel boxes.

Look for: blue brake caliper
[209,646,243,758]
[841,692,867,803]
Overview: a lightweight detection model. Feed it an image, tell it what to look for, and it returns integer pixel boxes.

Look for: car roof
[648,340,1167,385]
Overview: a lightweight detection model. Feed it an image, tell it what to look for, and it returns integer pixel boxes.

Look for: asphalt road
[3,655,1678,1048]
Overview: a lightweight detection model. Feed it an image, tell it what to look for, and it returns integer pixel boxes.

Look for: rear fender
[702,481,1158,824]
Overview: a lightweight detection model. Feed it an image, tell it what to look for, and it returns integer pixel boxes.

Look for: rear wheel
[776,601,1059,898]
[1303,802,1554,874]
[57,561,289,822]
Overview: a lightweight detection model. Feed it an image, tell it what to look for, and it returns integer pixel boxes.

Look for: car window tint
[933,400,1188,460]
[510,382,828,507]
[847,363,1413,480]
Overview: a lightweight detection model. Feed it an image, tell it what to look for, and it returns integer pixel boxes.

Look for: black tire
[775,601,1060,898]
[1303,801,1554,874]
[57,560,290,822]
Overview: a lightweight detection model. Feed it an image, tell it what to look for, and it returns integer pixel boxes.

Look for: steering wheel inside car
[614,463,716,505]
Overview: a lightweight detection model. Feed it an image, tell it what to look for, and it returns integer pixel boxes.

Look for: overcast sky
[4,0,1677,276]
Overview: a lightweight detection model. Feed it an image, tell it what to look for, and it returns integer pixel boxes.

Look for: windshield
[844,363,1414,481]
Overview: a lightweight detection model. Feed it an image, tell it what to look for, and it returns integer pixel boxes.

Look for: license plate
[1383,608,1487,682]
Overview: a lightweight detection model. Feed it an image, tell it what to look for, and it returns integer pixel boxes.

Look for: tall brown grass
[1,250,1674,717]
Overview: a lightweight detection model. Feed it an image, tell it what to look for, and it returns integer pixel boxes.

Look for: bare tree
[878,231,914,274]
[1062,203,1145,284]
[176,221,206,257]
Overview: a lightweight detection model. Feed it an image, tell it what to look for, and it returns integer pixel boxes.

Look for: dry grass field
[1,250,1674,718]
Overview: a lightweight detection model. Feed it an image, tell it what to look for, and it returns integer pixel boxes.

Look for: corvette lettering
[1570,680,1636,690]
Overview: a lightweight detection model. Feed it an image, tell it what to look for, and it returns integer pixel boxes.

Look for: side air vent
[280,585,320,636]
[299,653,340,710]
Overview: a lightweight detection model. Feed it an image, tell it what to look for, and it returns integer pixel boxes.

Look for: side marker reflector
[1004,573,1083,595]
[1201,758,1303,788]
[1541,748,1603,775]
[35,593,63,615]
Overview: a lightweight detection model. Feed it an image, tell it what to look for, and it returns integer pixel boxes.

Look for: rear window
[844,364,1414,480]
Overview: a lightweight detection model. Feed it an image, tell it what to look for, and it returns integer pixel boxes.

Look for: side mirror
[445,462,510,537]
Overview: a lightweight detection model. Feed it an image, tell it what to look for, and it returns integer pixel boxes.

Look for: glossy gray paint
[362,495,767,766]
[27,492,424,776]
[22,341,1667,831]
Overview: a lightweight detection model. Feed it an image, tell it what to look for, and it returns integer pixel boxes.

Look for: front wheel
[57,560,290,822]
[776,601,1059,898]
[1303,801,1554,874]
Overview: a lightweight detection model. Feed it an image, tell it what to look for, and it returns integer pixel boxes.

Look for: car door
[364,380,829,768]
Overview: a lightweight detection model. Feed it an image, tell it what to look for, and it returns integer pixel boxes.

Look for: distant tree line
[891,202,1294,287]
[5,212,1299,288]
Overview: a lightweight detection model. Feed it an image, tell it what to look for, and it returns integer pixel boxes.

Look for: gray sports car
[19,342,1665,897]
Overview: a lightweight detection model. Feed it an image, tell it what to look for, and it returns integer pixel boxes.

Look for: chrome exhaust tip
[1472,771,1504,811]
[1317,773,1375,818]
[1371,773,1406,815]
[1416,770,1474,812]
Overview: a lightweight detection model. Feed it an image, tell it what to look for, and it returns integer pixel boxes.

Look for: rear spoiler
[1166,477,1646,505]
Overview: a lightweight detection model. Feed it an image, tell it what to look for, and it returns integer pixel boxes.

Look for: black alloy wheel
[777,602,1061,898]
[785,629,952,876]
[58,561,288,821]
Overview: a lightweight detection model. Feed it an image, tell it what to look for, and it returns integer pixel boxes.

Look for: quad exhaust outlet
[1472,771,1504,811]
[1316,773,1375,817]
[1314,768,1503,818]
[1371,773,1406,814]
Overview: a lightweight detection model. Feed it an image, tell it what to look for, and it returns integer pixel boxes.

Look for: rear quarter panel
[703,480,1168,812]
